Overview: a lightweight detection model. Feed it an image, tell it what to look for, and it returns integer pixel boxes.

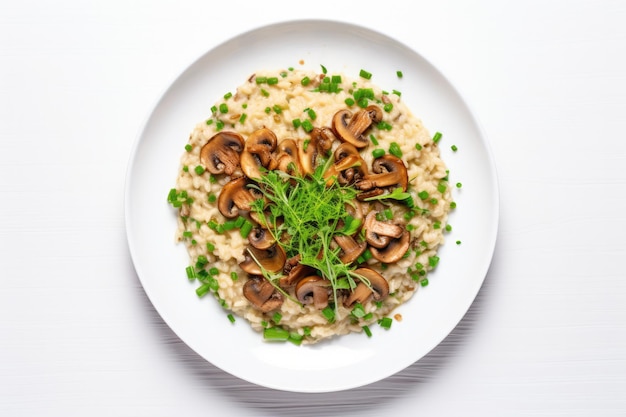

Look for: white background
[1,0,625,415]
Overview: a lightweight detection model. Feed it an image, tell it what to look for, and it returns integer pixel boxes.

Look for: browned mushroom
[199,131,245,175]
[279,263,316,288]
[356,154,408,192]
[275,138,301,176]
[239,244,287,275]
[323,142,367,186]
[363,211,404,248]
[355,267,390,300]
[333,235,367,264]
[217,176,257,218]
[248,226,275,250]
[369,229,410,264]
[240,128,278,180]
[243,275,284,312]
[343,267,389,307]
[309,127,335,155]
[331,105,382,148]
[296,275,331,309]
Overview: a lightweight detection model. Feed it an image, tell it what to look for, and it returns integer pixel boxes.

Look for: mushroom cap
[354,267,390,300]
[240,128,278,180]
[243,276,284,312]
[248,226,275,250]
[199,131,245,175]
[295,275,331,310]
[331,105,382,149]
[279,263,316,288]
[239,244,287,275]
[333,235,367,265]
[363,211,404,248]
[359,154,409,191]
[343,282,372,307]
[217,176,256,218]
[369,229,410,264]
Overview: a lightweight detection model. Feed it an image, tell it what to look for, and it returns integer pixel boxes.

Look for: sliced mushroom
[217,176,256,218]
[363,211,404,248]
[310,127,335,155]
[333,235,367,264]
[297,137,317,176]
[199,131,245,175]
[243,276,283,312]
[248,226,275,250]
[239,244,287,275]
[343,267,389,307]
[279,263,316,288]
[369,229,410,264]
[240,128,278,180]
[354,267,389,300]
[356,154,409,191]
[331,105,382,148]
[323,142,367,186]
[275,138,301,175]
[296,275,331,309]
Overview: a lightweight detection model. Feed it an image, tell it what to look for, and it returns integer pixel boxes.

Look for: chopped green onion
[428,256,440,268]
[415,143,423,150]
[223,92,232,99]
[185,266,196,280]
[451,144,458,152]
[307,108,317,120]
[369,134,379,145]
[292,118,301,128]
[239,113,247,124]
[456,240,462,245]
[301,119,314,133]
[389,142,402,158]
[433,132,442,143]
[260,89,269,97]
[227,314,236,323]
[267,77,278,85]
[379,317,393,330]
[362,325,372,337]
[263,327,290,341]
[322,306,336,323]
[272,105,282,114]
[301,76,310,86]
[396,70,403,78]
[206,242,215,252]
[392,89,402,97]
[239,219,254,238]
[437,183,447,194]
[372,148,385,159]
[195,283,211,297]
[255,76,267,84]
[418,191,429,200]
[184,144,192,152]
[450,201,457,209]
[320,64,327,74]
[230,272,238,281]
[194,165,205,175]
[456,182,463,188]
[359,69,372,80]
[344,97,355,106]
[383,103,393,112]
[219,103,228,114]
[420,278,429,287]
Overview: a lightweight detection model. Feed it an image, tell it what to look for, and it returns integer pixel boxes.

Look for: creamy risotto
[168,67,452,344]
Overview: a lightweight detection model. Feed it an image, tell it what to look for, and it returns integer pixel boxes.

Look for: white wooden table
[2,1,625,415]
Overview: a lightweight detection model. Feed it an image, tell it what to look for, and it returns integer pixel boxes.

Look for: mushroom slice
[239,244,287,275]
[356,154,409,192]
[279,263,316,288]
[241,128,278,180]
[333,235,367,265]
[343,267,390,308]
[275,138,302,175]
[199,131,245,175]
[354,267,389,300]
[217,176,256,218]
[369,229,410,264]
[331,105,382,149]
[363,211,404,248]
[310,127,335,155]
[296,275,331,310]
[343,282,372,307]
[248,226,275,250]
[243,276,284,312]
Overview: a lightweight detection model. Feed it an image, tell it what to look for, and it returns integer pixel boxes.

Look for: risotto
[167,66,452,344]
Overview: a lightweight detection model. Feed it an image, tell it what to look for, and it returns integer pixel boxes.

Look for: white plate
[125,19,499,393]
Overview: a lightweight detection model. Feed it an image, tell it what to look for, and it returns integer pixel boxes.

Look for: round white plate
[125,19,499,393]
